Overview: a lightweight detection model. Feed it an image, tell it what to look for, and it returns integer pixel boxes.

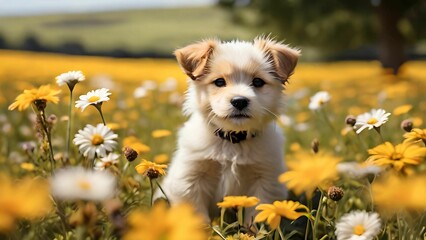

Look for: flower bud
[345,115,356,127]
[123,146,138,162]
[311,138,320,154]
[327,186,344,201]
[400,119,413,132]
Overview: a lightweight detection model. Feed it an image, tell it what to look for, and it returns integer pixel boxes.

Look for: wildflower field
[1,49,426,239]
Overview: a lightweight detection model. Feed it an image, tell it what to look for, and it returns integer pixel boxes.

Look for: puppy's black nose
[230,96,250,110]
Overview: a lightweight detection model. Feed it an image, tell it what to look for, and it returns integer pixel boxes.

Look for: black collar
[214,129,255,144]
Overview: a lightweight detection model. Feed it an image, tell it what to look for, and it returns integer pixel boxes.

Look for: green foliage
[0,7,257,54]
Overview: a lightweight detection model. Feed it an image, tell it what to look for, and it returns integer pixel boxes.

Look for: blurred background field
[1,0,426,239]
[0,7,256,56]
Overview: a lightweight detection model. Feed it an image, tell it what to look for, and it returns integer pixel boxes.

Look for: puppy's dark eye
[252,78,265,88]
[213,78,226,87]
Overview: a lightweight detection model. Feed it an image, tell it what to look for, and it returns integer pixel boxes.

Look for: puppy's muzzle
[230,96,250,111]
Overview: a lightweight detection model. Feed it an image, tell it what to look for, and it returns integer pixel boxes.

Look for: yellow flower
[152,129,172,138]
[279,152,341,198]
[123,136,151,154]
[154,154,169,164]
[8,84,61,111]
[20,162,35,171]
[0,175,52,232]
[366,141,426,171]
[217,196,260,209]
[404,128,426,144]
[135,159,167,178]
[392,104,412,116]
[226,233,255,240]
[254,200,309,230]
[124,201,207,240]
[372,174,426,213]
[106,122,121,131]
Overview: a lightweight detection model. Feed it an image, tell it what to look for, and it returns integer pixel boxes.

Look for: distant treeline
[0,33,424,61]
[0,33,173,58]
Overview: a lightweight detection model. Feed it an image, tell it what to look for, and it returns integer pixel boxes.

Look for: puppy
[159,36,300,223]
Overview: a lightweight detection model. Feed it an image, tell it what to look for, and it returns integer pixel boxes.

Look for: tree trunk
[376,1,406,74]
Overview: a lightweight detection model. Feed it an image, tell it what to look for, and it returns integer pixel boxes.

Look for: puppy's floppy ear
[254,37,301,83]
[174,39,219,80]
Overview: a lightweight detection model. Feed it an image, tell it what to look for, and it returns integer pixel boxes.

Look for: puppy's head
[176,37,300,132]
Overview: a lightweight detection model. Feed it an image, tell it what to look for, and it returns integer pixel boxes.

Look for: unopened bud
[345,115,357,127]
[400,119,413,132]
[311,138,320,154]
[123,146,138,162]
[328,186,344,201]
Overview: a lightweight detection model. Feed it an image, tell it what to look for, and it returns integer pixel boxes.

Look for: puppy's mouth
[227,113,251,119]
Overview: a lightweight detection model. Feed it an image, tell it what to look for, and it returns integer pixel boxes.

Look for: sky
[0,0,216,16]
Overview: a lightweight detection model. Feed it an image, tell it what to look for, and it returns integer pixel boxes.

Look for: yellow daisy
[372,174,426,213]
[226,233,255,240]
[152,129,172,138]
[0,175,52,232]
[392,104,412,116]
[366,141,426,171]
[217,196,260,209]
[8,85,61,111]
[123,136,151,154]
[254,200,309,229]
[135,159,167,179]
[279,152,341,198]
[154,154,169,164]
[124,201,207,240]
[404,128,426,145]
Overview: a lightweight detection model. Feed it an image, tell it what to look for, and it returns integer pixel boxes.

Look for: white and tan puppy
[159,37,300,223]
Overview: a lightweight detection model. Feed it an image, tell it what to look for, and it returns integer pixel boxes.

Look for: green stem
[94,103,106,126]
[374,127,385,143]
[237,207,244,227]
[65,90,73,161]
[39,110,55,173]
[277,226,285,239]
[149,178,154,207]
[320,108,336,133]
[397,214,402,240]
[155,180,169,203]
[53,197,68,237]
[305,198,313,240]
[313,191,325,240]
[220,208,225,230]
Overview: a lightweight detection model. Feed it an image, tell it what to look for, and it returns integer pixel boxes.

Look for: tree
[221,0,426,74]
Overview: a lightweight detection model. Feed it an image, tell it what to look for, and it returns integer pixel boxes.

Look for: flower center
[91,134,104,145]
[353,224,365,236]
[391,152,403,160]
[78,180,92,191]
[319,99,324,105]
[88,96,100,103]
[367,118,378,125]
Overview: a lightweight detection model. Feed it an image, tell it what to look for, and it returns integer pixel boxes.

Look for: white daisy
[142,80,157,90]
[159,77,178,92]
[51,167,116,201]
[335,210,382,240]
[73,124,118,160]
[133,86,148,99]
[337,162,382,178]
[75,88,111,112]
[309,91,331,110]
[354,109,391,134]
[94,152,120,171]
[56,70,85,87]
